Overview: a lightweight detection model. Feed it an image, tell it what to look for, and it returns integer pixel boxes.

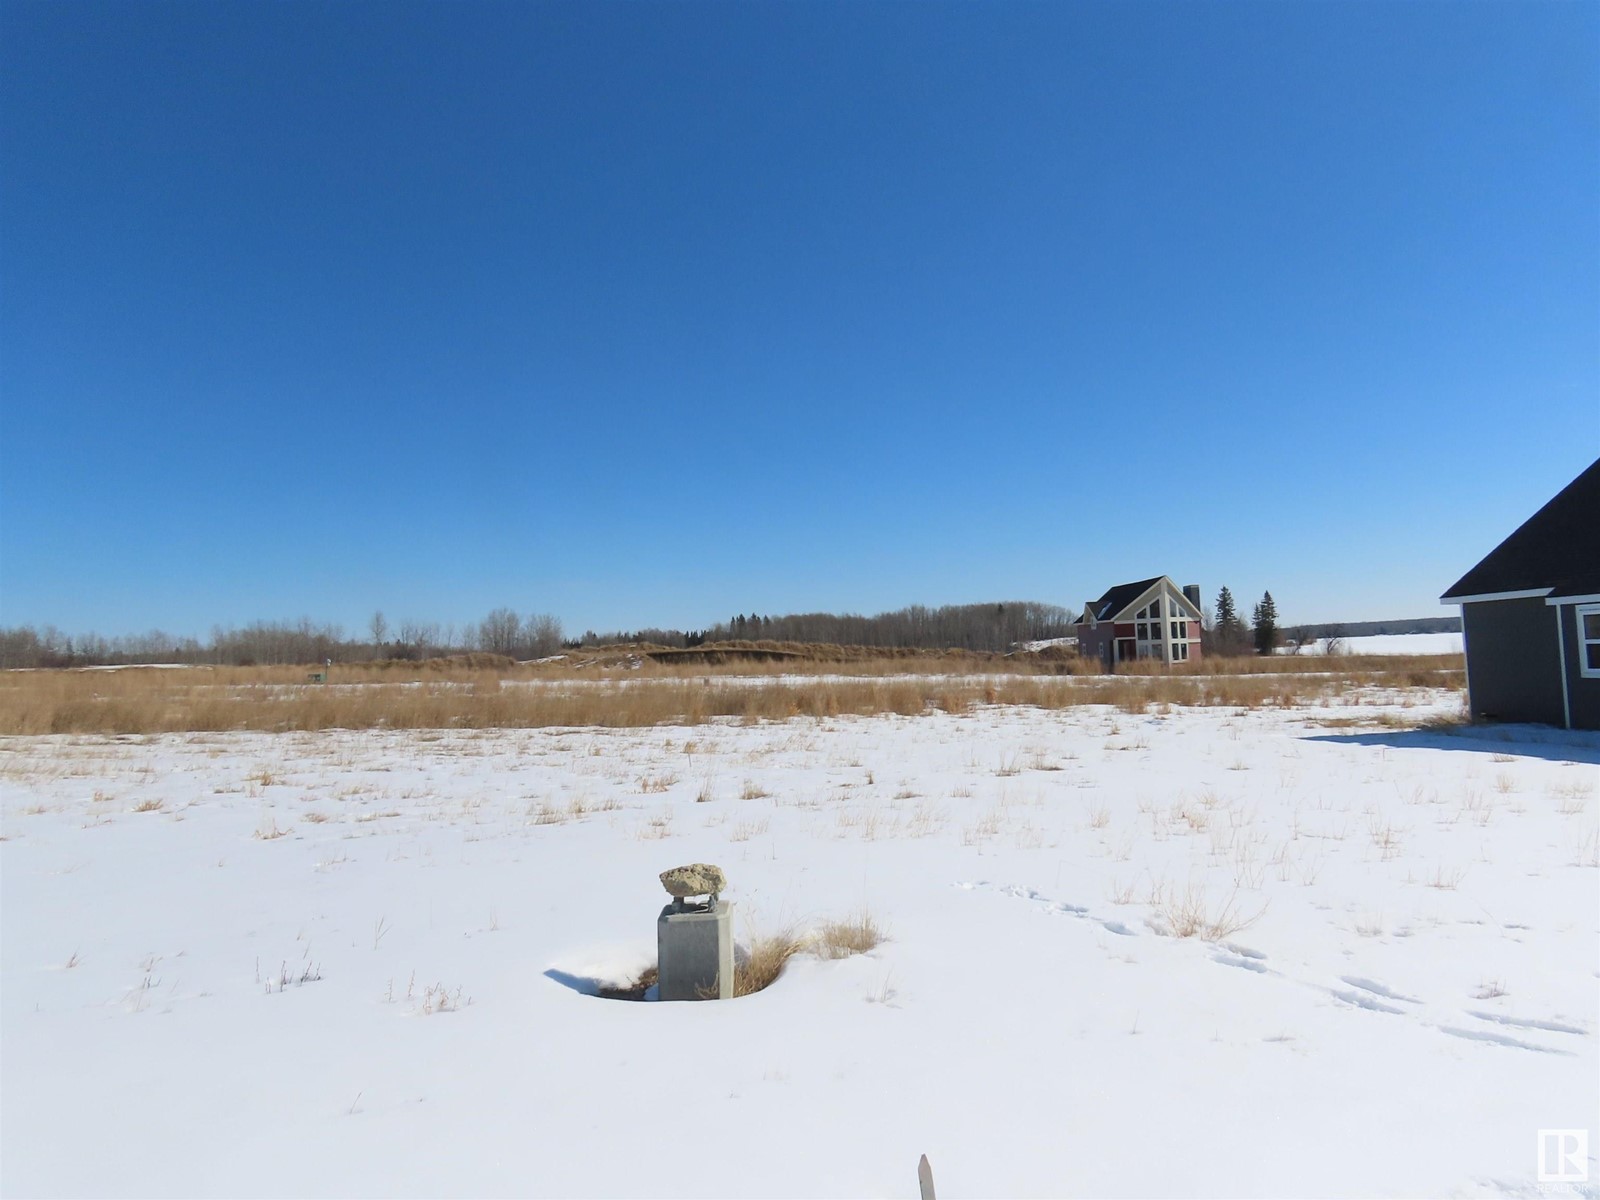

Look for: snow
[3,694,1596,1198]
[5,662,201,672]
[1282,632,1465,656]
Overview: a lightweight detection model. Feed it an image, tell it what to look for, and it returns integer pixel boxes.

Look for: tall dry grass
[0,658,1464,736]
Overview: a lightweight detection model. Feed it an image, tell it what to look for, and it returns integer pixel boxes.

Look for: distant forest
[0,602,1458,670]
[1288,617,1460,638]
[0,600,1076,668]
[597,601,1079,654]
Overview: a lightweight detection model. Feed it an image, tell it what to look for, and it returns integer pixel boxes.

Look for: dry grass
[1425,863,1466,890]
[814,911,886,959]
[417,982,470,1014]
[1155,880,1264,941]
[728,817,770,842]
[733,928,807,997]
[596,910,884,1002]
[0,657,1464,735]
[253,817,291,840]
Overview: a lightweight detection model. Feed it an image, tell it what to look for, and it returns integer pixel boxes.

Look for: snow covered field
[1287,632,1466,656]
[3,693,1596,1198]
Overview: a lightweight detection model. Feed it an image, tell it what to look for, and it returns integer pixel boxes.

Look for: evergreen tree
[1213,587,1244,655]
[1252,591,1279,656]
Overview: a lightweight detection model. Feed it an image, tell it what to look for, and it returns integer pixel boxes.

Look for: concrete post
[657,900,733,1000]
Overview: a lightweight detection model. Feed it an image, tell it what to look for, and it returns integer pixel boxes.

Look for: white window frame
[1130,590,1195,664]
[1135,595,1166,661]
[1578,604,1600,679]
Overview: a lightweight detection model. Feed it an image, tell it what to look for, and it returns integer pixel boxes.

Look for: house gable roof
[1441,458,1600,603]
[1080,576,1200,624]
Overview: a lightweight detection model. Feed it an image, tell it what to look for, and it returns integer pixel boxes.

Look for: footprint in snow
[967,881,1127,935]
[1329,987,1406,1015]
[1467,1010,1589,1036]
[1212,950,1270,973]
[1439,1026,1574,1055]
[1221,943,1266,961]
[1339,976,1421,1005]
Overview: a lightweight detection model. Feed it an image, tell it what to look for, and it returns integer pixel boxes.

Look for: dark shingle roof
[1441,458,1600,602]
[1084,577,1164,623]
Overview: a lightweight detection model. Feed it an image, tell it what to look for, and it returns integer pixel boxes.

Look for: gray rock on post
[659,863,727,906]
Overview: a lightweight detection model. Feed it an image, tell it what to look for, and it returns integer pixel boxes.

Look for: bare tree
[525,613,564,658]
[478,608,522,657]
[398,620,440,660]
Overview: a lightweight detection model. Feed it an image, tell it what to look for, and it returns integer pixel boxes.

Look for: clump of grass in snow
[418,982,469,1014]
[634,812,674,840]
[253,817,291,840]
[814,911,886,959]
[733,928,807,997]
[728,817,769,842]
[530,801,566,826]
[734,910,888,993]
[599,910,886,1002]
[1156,880,1264,941]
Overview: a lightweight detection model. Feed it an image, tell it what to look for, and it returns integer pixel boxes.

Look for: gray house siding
[1077,623,1114,668]
[1556,604,1600,731]
[1461,598,1565,726]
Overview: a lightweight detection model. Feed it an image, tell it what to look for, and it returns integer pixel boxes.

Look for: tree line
[0,599,1081,667]
[576,600,1079,655]
[1,590,1307,669]
[0,609,566,669]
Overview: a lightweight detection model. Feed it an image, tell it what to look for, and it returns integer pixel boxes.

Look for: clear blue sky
[2,0,1596,639]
